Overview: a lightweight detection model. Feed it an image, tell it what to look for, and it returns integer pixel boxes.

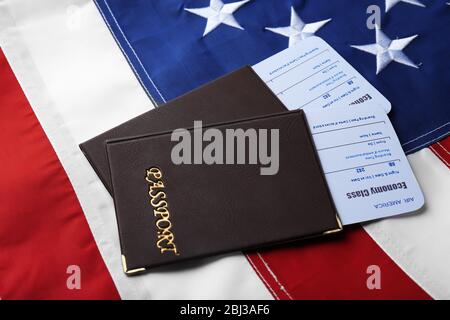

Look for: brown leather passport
[106,110,342,274]
[80,66,287,194]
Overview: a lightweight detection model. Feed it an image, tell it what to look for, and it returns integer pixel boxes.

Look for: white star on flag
[265,7,331,47]
[385,0,425,12]
[351,28,418,74]
[185,0,250,37]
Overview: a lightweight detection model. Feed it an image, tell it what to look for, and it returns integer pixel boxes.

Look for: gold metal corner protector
[323,214,344,235]
[121,255,146,275]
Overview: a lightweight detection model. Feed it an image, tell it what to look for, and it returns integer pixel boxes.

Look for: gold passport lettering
[146,167,179,255]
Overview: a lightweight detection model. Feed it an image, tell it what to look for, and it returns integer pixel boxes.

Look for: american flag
[0,0,449,299]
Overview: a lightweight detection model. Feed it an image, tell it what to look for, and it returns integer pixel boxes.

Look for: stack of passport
[80,66,343,274]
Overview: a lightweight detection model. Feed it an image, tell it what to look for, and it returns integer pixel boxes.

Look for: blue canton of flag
[95,0,450,154]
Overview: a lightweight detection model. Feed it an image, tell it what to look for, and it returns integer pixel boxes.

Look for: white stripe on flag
[365,148,450,299]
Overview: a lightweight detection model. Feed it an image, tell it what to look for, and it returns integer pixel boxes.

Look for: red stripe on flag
[246,226,431,300]
[0,50,119,299]
[430,137,450,168]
